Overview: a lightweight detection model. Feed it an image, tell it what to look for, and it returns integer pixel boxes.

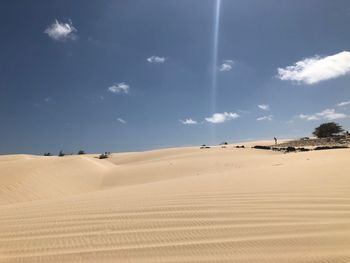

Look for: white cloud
[205,112,239,124]
[257,115,273,121]
[147,56,166,63]
[337,101,350,107]
[219,59,234,71]
[44,19,77,41]
[180,118,197,125]
[299,109,347,121]
[117,118,126,124]
[44,97,52,102]
[108,83,130,94]
[317,109,347,120]
[219,63,232,71]
[299,114,320,121]
[258,104,270,111]
[277,51,350,85]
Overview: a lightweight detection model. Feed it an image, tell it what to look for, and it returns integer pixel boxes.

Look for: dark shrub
[78,150,85,155]
[313,122,343,138]
[286,146,296,152]
[314,146,348,151]
[253,145,271,150]
[43,153,51,156]
[98,153,109,159]
[58,151,65,157]
[297,147,311,152]
[200,144,210,149]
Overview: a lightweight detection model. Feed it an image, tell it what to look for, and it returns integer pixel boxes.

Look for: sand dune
[1,144,350,262]
[0,155,116,205]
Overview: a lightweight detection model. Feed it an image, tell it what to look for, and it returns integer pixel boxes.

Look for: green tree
[313,122,344,138]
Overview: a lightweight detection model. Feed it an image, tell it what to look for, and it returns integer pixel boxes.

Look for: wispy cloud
[219,59,234,72]
[238,109,250,114]
[299,109,347,121]
[223,59,234,64]
[337,101,350,107]
[205,112,239,124]
[147,56,166,63]
[108,83,130,94]
[277,51,350,85]
[299,114,320,121]
[117,118,126,124]
[44,97,52,103]
[180,118,197,125]
[257,115,273,121]
[258,104,270,111]
[44,19,77,41]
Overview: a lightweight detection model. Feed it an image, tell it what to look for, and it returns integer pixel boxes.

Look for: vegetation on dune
[253,145,271,150]
[314,145,348,151]
[98,152,111,159]
[313,122,344,138]
[200,144,210,149]
[43,122,348,158]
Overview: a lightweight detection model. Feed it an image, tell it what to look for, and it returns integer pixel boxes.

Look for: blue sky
[1,0,350,154]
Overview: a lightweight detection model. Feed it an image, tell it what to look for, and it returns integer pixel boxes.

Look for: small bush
[78,150,85,155]
[200,144,210,149]
[98,153,109,159]
[286,146,296,152]
[58,151,65,157]
[297,147,311,152]
[43,153,51,156]
[253,145,271,150]
[98,152,111,159]
[235,145,245,148]
[314,146,348,151]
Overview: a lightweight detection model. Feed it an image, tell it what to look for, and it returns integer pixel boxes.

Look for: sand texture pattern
[1,145,350,262]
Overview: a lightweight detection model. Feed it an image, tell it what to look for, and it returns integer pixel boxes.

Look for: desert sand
[1,142,350,262]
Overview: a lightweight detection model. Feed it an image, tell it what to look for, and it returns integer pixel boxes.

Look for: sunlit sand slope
[0,155,116,205]
[1,146,350,262]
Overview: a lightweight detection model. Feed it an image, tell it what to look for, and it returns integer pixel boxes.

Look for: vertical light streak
[210,0,221,143]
